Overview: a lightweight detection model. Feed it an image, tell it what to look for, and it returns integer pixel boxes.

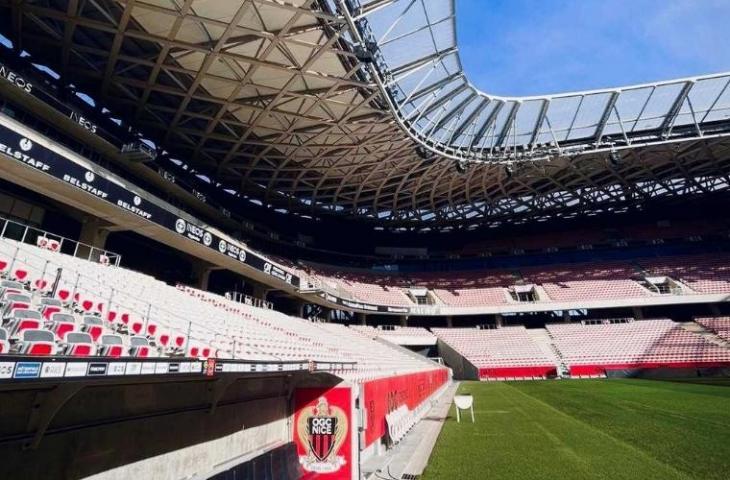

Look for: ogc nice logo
[297,396,347,473]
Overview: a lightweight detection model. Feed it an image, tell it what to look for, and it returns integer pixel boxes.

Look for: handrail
[0,215,121,266]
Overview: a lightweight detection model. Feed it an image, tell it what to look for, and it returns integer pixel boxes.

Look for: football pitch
[422,379,730,480]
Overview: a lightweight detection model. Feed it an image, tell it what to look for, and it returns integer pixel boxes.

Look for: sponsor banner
[294,387,354,480]
[141,363,156,375]
[107,362,127,376]
[65,362,88,377]
[0,358,318,382]
[0,362,15,378]
[87,362,108,376]
[317,292,441,316]
[14,362,41,379]
[361,369,448,447]
[40,362,66,378]
[125,362,142,375]
[0,62,33,93]
[0,122,300,288]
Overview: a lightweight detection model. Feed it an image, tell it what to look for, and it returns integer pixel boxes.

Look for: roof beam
[660,81,694,137]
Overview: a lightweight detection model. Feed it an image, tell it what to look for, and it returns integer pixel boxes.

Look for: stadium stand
[0,237,440,382]
[547,319,730,377]
[638,254,730,294]
[432,327,558,380]
[350,325,438,346]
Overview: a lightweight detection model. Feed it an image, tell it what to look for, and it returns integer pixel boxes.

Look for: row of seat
[0,236,441,383]
[295,253,730,307]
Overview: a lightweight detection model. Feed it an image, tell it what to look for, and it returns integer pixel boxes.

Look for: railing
[0,215,121,266]
[0,236,280,360]
[224,290,272,310]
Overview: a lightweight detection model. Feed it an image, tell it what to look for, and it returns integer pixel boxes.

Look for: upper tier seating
[302,251,730,308]
[521,261,649,301]
[638,254,730,294]
[432,327,557,380]
[695,317,730,342]
[0,237,441,382]
[547,319,730,376]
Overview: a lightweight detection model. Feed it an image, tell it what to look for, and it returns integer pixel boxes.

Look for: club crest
[297,396,348,473]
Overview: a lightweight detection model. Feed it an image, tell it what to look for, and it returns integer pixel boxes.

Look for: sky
[456,0,730,96]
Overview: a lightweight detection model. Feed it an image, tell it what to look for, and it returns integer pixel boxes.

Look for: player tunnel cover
[294,387,352,478]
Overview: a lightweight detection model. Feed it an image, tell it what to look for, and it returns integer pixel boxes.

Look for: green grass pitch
[422,379,730,480]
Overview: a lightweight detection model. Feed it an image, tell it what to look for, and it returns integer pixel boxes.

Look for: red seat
[57,289,71,303]
[50,321,75,340]
[7,301,31,311]
[28,343,54,355]
[147,323,158,336]
[130,320,143,335]
[174,335,185,348]
[13,269,28,282]
[42,305,62,321]
[17,329,55,356]
[80,299,94,313]
[188,346,200,357]
[129,336,151,358]
[12,318,41,337]
[70,344,93,356]
[201,347,211,358]
[61,332,94,357]
[106,345,123,357]
[98,334,124,357]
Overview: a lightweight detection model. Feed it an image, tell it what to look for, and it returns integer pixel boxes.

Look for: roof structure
[1,0,729,231]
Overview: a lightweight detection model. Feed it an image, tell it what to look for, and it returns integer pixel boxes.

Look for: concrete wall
[437,339,479,380]
[0,371,338,480]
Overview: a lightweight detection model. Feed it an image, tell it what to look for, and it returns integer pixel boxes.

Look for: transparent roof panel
[350,0,730,161]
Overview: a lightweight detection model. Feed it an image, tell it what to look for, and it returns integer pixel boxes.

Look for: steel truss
[0,0,728,231]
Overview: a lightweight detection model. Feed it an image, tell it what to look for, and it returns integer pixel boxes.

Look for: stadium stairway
[527,328,568,377]
[681,321,730,349]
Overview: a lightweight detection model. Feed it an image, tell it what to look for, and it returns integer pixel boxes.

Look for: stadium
[0,0,728,478]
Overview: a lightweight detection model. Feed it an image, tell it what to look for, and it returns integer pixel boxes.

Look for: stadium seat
[0,327,8,354]
[4,309,42,339]
[129,336,152,358]
[98,334,124,357]
[47,317,76,340]
[15,329,56,356]
[81,316,104,342]
[60,332,95,357]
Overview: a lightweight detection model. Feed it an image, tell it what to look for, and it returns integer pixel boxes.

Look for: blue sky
[456,0,730,96]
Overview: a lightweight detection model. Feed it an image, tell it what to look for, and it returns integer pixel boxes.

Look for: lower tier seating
[350,325,437,346]
[547,319,730,376]
[0,237,440,383]
[432,327,557,380]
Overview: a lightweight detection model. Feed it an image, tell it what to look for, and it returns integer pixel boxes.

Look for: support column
[191,261,219,291]
[495,314,503,327]
[445,315,453,328]
[356,312,367,325]
[562,310,571,323]
[76,217,112,260]
[632,307,644,320]
[251,282,271,303]
[399,315,408,327]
